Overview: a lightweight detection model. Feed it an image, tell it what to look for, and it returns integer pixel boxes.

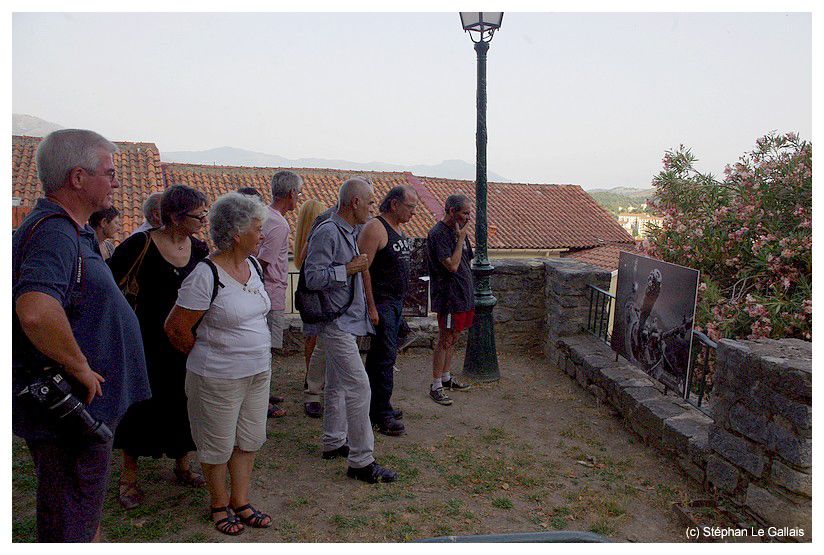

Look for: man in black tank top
[358,185,418,436]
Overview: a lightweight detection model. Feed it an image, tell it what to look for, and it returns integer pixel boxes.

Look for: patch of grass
[491,497,513,510]
[330,514,369,530]
[559,426,583,440]
[12,514,36,543]
[599,499,625,517]
[288,496,310,508]
[550,516,567,530]
[525,489,547,503]
[379,454,420,482]
[395,524,419,542]
[515,474,544,488]
[656,483,677,502]
[369,489,401,503]
[480,427,507,445]
[278,517,300,541]
[589,518,616,536]
[185,531,209,542]
[432,525,454,537]
[444,498,463,516]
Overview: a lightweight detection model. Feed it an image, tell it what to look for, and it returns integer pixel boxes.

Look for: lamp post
[459,12,503,382]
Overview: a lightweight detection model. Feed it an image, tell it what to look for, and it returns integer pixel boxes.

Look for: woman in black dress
[109,185,209,510]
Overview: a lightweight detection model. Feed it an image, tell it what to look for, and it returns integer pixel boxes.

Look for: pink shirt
[256,206,290,311]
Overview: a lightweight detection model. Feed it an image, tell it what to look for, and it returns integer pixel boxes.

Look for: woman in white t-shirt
[165,192,272,537]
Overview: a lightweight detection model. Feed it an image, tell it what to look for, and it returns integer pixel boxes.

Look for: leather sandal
[174,467,206,487]
[232,503,272,528]
[211,506,244,536]
[267,403,286,418]
[118,481,144,510]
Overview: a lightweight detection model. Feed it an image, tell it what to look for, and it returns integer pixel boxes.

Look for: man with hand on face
[426,194,474,406]
[358,185,418,436]
[303,177,398,484]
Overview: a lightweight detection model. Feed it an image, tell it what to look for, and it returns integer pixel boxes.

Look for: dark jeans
[365,299,403,423]
[26,437,113,542]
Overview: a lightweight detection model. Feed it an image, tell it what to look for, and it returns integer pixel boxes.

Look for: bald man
[302,178,398,484]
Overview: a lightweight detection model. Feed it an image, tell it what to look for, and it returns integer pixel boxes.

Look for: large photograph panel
[611,252,699,396]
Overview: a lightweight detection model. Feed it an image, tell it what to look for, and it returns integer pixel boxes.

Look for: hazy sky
[11,11,812,189]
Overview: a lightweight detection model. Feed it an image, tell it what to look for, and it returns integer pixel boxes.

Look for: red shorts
[437,310,475,333]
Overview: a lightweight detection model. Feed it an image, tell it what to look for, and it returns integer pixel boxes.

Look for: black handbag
[295,222,356,324]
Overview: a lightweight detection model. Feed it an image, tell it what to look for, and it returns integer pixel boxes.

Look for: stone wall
[707,338,812,535]
[543,258,612,359]
[283,259,548,354]
[490,259,547,353]
[541,258,812,539]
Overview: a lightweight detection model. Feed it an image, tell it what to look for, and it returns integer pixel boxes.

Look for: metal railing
[287,271,299,314]
[586,284,614,344]
[585,283,716,415]
[685,330,717,414]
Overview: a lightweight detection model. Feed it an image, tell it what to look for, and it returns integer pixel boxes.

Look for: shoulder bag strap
[117,231,152,289]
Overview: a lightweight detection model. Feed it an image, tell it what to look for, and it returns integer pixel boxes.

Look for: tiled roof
[417,177,634,249]
[12,135,164,243]
[12,134,632,253]
[563,241,640,271]
[162,163,440,253]
[12,205,32,229]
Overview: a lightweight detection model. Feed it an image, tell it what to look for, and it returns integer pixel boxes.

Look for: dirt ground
[12,347,706,543]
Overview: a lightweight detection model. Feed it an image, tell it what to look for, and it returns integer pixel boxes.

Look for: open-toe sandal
[232,503,272,528]
[174,467,206,487]
[211,506,244,536]
[118,481,144,510]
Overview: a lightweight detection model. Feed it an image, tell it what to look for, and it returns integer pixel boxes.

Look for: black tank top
[370,215,412,303]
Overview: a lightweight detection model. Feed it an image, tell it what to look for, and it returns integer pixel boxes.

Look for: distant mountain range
[162,147,509,182]
[12,113,508,182]
[13,113,64,136]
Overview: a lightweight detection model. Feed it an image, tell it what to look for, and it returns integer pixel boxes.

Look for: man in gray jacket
[303,177,398,483]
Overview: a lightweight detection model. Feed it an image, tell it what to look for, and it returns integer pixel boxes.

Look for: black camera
[18,369,113,444]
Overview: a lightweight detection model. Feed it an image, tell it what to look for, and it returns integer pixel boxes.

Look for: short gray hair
[142,192,163,220]
[209,192,269,252]
[36,129,118,194]
[271,170,302,200]
[445,193,469,215]
[338,177,372,208]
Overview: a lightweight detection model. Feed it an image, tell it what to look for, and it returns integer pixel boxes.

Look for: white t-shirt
[176,258,272,379]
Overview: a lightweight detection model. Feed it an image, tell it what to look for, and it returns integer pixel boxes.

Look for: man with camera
[12,129,151,542]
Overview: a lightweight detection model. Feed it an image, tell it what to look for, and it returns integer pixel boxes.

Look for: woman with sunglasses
[108,184,210,510]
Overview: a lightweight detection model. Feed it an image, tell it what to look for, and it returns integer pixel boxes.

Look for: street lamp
[459,12,503,382]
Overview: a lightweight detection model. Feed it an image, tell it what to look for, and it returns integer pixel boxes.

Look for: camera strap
[14,212,84,305]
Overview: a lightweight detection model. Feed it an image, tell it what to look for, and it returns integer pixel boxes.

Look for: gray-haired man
[12,129,151,541]
[303,178,398,483]
[130,192,162,236]
[256,170,302,417]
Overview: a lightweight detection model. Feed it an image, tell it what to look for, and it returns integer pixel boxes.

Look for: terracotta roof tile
[12,135,164,243]
[161,163,440,253]
[13,134,631,253]
[418,177,634,249]
[563,241,641,271]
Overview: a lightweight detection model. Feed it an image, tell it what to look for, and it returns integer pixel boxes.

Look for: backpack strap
[199,258,224,306]
[191,258,224,334]
[247,255,264,280]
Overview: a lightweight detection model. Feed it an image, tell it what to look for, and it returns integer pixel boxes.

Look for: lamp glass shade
[460,12,503,33]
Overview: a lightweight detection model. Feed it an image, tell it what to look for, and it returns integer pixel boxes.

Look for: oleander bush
[643,132,811,341]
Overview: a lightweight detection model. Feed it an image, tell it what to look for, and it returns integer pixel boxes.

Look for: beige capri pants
[185,370,271,465]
